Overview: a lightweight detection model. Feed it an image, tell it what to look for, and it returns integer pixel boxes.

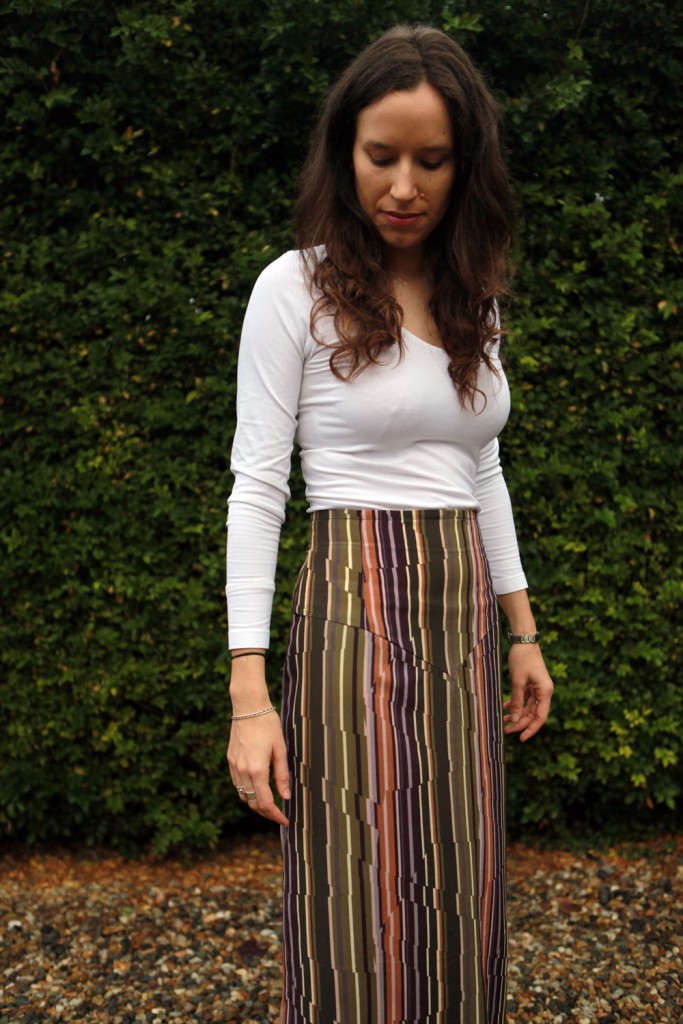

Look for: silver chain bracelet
[229,706,277,721]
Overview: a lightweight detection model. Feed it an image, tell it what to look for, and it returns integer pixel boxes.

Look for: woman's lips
[381,211,424,227]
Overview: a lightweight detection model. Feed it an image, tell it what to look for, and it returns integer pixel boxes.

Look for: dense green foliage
[1,0,680,854]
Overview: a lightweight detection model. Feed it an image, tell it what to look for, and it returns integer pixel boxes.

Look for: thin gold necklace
[389,271,432,287]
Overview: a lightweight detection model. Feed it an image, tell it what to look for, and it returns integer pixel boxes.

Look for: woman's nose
[389,161,418,201]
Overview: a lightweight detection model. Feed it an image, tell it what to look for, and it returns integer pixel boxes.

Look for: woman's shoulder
[243,250,310,323]
[243,250,326,357]
[253,245,325,290]
[252,248,304,288]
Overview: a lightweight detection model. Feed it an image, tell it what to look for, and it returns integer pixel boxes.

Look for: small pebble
[0,834,679,1023]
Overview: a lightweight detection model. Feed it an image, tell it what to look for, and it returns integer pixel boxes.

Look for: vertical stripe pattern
[280,509,506,1024]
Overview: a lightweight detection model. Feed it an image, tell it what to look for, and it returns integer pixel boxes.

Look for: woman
[226,24,554,1024]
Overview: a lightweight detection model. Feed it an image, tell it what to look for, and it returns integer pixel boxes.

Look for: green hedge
[1,0,680,854]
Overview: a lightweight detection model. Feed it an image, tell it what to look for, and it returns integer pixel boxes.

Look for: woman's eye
[367,155,446,170]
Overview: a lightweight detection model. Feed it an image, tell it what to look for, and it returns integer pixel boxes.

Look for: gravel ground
[1,832,680,1024]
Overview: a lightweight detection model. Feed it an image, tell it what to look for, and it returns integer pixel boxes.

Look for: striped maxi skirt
[279,509,507,1024]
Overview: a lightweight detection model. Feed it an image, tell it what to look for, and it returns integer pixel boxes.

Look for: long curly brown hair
[294,25,516,408]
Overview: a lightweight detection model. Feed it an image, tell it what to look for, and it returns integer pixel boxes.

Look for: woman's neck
[384,246,429,282]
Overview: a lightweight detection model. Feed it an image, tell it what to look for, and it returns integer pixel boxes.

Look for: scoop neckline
[402,326,447,352]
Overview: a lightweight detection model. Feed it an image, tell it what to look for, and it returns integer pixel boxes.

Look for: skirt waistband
[305,508,483,568]
[310,507,478,523]
[295,506,495,646]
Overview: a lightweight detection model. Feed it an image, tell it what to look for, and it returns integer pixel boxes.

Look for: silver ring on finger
[244,790,257,800]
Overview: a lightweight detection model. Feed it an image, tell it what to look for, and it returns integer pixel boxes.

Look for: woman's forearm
[229,649,271,711]
[496,588,538,635]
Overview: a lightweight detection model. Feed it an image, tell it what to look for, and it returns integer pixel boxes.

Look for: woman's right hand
[227,712,290,827]
[226,653,290,827]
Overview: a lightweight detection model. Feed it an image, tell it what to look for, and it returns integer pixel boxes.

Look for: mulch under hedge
[1,831,680,1024]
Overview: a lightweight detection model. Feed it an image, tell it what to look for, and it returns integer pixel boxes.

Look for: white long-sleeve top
[226,249,527,648]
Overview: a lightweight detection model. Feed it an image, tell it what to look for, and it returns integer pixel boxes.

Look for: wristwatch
[507,632,540,645]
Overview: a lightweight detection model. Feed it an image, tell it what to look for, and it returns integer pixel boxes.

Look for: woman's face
[352,82,455,262]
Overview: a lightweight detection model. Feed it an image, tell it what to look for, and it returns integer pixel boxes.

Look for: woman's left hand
[503,643,554,742]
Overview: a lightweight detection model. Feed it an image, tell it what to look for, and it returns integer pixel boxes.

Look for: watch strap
[508,631,540,645]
